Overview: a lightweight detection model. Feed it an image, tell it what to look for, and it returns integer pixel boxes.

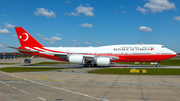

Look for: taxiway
[0,58,180,101]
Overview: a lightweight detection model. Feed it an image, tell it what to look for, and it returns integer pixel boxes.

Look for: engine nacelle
[68,55,83,64]
[96,58,110,66]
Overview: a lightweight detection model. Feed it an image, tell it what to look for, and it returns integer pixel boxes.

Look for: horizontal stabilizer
[6,46,39,53]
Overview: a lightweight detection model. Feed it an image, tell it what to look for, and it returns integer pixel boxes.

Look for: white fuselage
[36,44,176,55]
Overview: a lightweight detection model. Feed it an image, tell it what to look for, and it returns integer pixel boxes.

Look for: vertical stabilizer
[15,27,43,47]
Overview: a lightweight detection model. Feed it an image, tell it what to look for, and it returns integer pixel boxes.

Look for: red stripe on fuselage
[30,47,46,52]
[19,50,176,62]
[40,47,67,53]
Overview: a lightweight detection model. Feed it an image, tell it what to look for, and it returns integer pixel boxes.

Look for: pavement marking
[0,81,31,95]
[12,87,17,89]
[0,81,10,86]
[18,89,31,95]
[39,97,46,101]
[41,74,77,84]
[0,71,109,101]
[41,74,68,83]
[40,72,180,87]
[4,75,42,80]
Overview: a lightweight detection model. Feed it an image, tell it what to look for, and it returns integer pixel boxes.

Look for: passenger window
[162,46,165,48]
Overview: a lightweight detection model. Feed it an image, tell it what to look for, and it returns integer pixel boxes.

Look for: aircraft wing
[83,55,119,60]
[54,53,119,60]
[7,46,120,61]
[6,46,39,53]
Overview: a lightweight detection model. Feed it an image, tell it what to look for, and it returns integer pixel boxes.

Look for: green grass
[88,68,180,75]
[0,63,18,65]
[32,62,70,65]
[117,59,180,66]
[172,56,180,59]
[0,67,63,73]
[160,59,180,66]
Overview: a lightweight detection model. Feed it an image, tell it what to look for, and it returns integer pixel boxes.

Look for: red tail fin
[15,27,43,47]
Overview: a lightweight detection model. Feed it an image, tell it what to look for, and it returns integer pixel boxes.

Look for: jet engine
[96,58,110,66]
[68,55,84,64]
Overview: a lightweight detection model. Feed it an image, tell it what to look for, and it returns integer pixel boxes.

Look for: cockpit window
[162,46,165,48]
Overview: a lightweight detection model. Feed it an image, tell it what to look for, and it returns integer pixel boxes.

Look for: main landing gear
[83,64,92,67]
[83,60,97,67]
[83,64,98,67]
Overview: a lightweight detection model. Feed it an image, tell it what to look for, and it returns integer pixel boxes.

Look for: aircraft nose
[170,50,177,55]
[172,51,177,55]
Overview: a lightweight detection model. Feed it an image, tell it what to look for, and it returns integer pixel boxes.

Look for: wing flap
[54,53,68,59]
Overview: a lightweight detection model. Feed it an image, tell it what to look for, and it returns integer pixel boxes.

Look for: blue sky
[0,0,180,53]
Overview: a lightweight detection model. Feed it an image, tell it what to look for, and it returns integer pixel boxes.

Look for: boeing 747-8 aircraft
[7,27,177,67]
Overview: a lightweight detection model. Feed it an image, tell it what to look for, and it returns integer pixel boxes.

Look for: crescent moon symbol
[22,33,29,41]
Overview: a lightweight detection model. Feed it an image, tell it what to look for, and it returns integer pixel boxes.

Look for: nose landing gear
[156,61,161,67]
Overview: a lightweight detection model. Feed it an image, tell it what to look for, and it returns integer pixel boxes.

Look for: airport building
[0,52,35,59]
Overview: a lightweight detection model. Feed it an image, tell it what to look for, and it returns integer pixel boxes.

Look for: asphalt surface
[1,71,180,101]
[1,58,180,101]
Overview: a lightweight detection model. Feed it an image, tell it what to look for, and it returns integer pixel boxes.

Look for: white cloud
[84,42,90,44]
[3,14,6,16]
[41,36,61,42]
[97,42,101,44]
[65,5,94,17]
[49,42,55,44]
[95,42,101,46]
[55,34,61,36]
[14,44,19,46]
[72,40,78,46]
[65,12,80,16]
[79,23,93,28]
[138,26,152,33]
[34,8,56,18]
[50,36,61,41]
[144,0,176,13]
[64,1,71,3]
[36,34,43,36]
[0,44,3,47]
[121,6,124,8]
[87,38,92,40]
[13,34,17,37]
[0,29,10,34]
[76,5,94,16]
[173,16,180,21]
[122,11,126,13]
[137,0,176,14]
[136,6,149,14]
[4,22,15,29]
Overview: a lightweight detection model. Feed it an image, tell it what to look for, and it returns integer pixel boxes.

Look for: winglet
[15,27,43,47]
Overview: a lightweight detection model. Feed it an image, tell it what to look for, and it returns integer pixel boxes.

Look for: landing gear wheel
[156,64,160,67]
[94,64,97,67]
[83,64,87,67]
[88,65,92,67]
